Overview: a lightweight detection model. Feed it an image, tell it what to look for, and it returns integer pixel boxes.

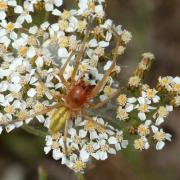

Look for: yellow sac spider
[14,32,122,144]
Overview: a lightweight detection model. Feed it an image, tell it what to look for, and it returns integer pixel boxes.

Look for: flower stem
[75,173,86,180]
[21,125,47,138]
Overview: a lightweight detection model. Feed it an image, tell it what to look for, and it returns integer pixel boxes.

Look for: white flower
[154,105,173,126]
[136,97,156,121]
[14,3,33,24]
[44,0,63,12]
[94,139,116,160]
[151,125,172,150]
[134,137,150,151]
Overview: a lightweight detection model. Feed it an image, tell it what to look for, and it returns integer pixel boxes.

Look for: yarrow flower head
[0,0,179,174]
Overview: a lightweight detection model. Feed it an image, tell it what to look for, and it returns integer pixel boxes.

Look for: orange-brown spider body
[65,80,95,110]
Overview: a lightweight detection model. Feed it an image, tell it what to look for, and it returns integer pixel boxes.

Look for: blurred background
[0,0,180,179]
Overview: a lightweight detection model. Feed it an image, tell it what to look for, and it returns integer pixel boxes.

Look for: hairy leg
[70,33,89,82]
[89,88,123,109]
[59,51,76,89]
[0,102,66,126]
[91,36,121,98]
[82,110,106,129]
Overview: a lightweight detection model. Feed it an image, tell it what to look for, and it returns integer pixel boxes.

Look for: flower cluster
[44,117,128,172]
[117,85,173,151]
[0,0,179,174]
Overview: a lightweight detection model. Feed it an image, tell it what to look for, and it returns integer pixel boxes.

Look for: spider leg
[70,33,89,83]
[89,88,123,109]
[0,102,66,126]
[91,37,121,98]
[63,112,71,155]
[59,51,76,89]
[81,110,106,129]
[35,71,65,101]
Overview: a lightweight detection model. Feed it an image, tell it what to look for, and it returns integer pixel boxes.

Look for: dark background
[0,1,180,179]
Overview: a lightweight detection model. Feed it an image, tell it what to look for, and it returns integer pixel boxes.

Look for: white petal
[27,88,36,97]
[44,146,51,154]
[99,152,107,160]
[6,124,15,133]
[27,47,36,58]
[173,77,180,84]
[52,9,61,16]
[156,141,165,150]
[151,125,158,133]
[138,112,146,121]
[121,140,128,148]
[155,117,164,126]
[36,115,45,123]
[45,3,53,11]
[54,0,63,7]
[89,39,98,47]
[35,56,44,67]
[79,129,87,138]
[128,97,137,103]
[0,126,2,134]
[165,133,172,141]
[99,41,109,48]
[108,137,117,144]
[52,149,62,160]
[14,6,23,14]
[80,150,89,162]
[58,48,68,58]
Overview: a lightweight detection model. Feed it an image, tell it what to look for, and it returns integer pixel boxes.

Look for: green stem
[21,125,47,138]
[75,173,86,180]
[38,166,48,180]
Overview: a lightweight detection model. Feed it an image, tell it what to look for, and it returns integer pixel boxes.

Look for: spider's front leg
[89,88,123,109]
[70,33,89,83]
[91,36,121,98]
[59,51,76,89]
[81,110,106,129]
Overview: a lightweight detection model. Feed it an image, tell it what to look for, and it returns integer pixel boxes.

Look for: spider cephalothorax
[65,80,95,110]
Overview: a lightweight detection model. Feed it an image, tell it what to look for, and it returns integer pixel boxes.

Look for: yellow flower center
[146,89,155,99]
[73,160,86,172]
[6,22,14,32]
[59,20,69,31]
[173,84,180,93]
[88,2,95,11]
[77,20,87,32]
[61,10,71,20]
[0,2,8,10]
[104,86,113,96]
[17,111,29,121]
[117,94,127,106]
[139,104,148,113]
[134,139,144,151]
[85,121,96,131]
[153,131,165,141]
[58,36,69,48]
[4,105,15,114]
[19,46,28,57]
[158,106,168,117]
[138,125,150,136]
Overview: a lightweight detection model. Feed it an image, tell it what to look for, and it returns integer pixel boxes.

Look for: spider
[6,31,122,145]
